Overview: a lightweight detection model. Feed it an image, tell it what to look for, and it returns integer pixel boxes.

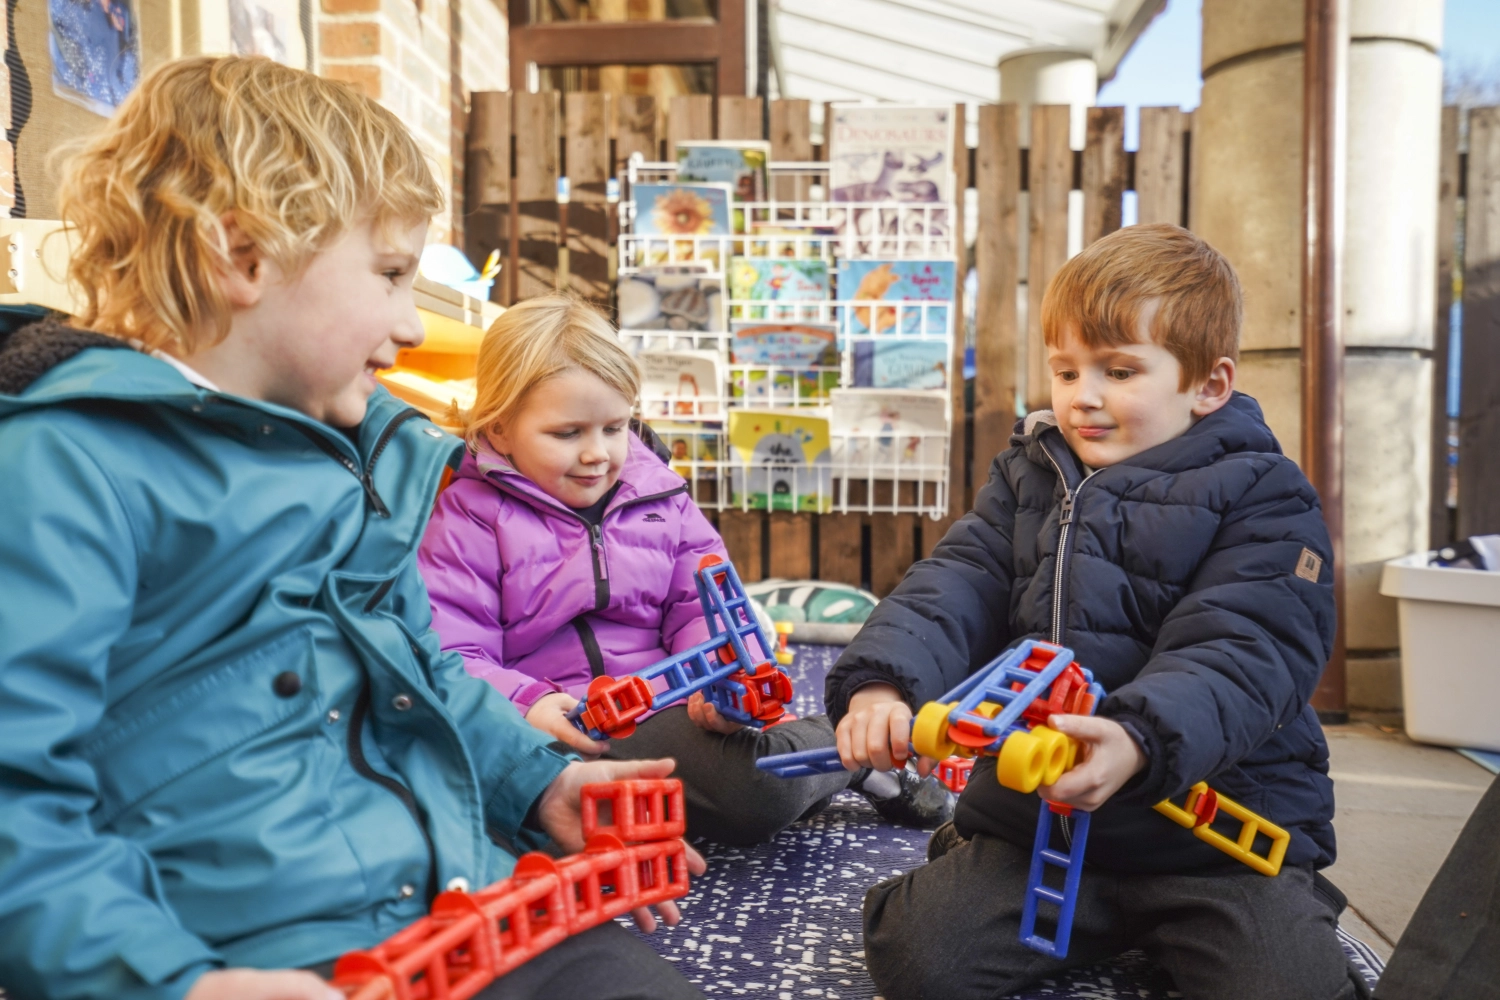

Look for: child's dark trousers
[863,829,1373,1000]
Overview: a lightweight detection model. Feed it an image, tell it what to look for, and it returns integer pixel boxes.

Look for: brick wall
[317,0,508,244]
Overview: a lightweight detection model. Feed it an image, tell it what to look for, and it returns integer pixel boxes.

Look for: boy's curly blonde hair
[56,55,445,353]
[464,295,640,451]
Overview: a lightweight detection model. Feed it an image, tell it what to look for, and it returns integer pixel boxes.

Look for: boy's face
[234,216,428,428]
[487,369,634,509]
[1047,303,1234,469]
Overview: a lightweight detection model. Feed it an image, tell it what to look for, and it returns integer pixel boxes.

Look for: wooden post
[1430,105,1460,550]
[1081,106,1126,247]
[947,103,970,518]
[869,482,918,597]
[564,92,612,303]
[514,91,560,301]
[718,96,764,140]
[972,104,1022,490]
[768,512,814,579]
[718,509,766,582]
[1458,106,1500,538]
[615,95,660,170]
[1026,105,1072,413]
[667,95,714,154]
[770,99,812,201]
[819,513,864,588]
[1135,107,1186,227]
[1302,0,1348,721]
[465,91,512,305]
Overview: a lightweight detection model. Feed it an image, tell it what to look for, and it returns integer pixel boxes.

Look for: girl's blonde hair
[465,295,641,449]
[56,55,445,353]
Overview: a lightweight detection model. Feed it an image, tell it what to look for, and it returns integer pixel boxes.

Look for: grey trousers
[605,706,851,845]
[863,831,1372,1000]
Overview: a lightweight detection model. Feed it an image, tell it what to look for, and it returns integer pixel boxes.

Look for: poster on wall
[49,0,140,116]
[231,0,306,67]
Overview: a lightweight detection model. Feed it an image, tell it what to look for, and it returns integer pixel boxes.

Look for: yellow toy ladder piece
[1153,782,1291,877]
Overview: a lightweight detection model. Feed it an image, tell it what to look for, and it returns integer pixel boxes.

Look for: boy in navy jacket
[827,225,1365,1000]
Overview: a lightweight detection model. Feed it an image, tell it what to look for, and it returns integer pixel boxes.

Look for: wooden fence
[463,92,1499,594]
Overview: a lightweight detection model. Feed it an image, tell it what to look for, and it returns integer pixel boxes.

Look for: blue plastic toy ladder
[1019,804,1092,958]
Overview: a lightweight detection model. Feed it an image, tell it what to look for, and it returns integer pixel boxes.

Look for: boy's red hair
[1041,224,1242,390]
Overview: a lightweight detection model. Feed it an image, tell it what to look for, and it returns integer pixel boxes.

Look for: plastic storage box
[1379,552,1500,751]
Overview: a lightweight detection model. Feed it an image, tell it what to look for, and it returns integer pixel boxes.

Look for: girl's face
[487,369,633,508]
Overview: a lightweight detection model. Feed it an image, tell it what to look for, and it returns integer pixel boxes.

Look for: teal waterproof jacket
[0,321,572,1000]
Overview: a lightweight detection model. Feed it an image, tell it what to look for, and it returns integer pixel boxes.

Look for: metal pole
[1302,0,1348,723]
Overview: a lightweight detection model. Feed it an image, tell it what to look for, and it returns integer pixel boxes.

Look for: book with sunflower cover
[631,183,735,237]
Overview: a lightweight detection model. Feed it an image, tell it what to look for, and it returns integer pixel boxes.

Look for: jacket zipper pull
[591,522,608,579]
[1059,492,1075,527]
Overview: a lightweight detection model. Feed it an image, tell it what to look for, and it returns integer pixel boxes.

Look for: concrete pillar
[1194,0,1443,697]
[998,49,1097,149]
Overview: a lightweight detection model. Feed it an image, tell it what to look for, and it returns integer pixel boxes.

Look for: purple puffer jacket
[419,433,728,712]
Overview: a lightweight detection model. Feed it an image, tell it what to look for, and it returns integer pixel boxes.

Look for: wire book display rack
[617,156,957,519]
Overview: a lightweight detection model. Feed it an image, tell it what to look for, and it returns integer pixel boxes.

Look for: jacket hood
[457,431,686,517]
[0,317,138,398]
[1014,391,1281,484]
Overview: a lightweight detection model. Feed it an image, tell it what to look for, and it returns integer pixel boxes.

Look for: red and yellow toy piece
[1153,781,1291,876]
[773,621,795,666]
[327,780,691,1000]
[935,756,973,793]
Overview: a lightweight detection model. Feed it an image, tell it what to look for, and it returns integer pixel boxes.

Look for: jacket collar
[1013,392,1283,487]
[464,431,685,519]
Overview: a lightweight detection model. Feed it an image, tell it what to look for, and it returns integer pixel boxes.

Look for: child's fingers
[913,754,938,779]
[865,707,897,772]
[598,756,678,782]
[887,704,913,767]
[835,714,856,770]
[629,905,658,934]
[1047,714,1111,743]
[554,723,610,755]
[845,712,872,769]
[684,842,707,875]
[655,899,682,926]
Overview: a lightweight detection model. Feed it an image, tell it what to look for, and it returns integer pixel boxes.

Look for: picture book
[827,104,955,204]
[728,258,829,320]
[631,183,734,237]
[617,265,725,332]
[728,321,840,404]
[836,259,956,336]
[830,388,948,472]
[727,411,833,513]
[648,420,722,480]
[638,350,723,419]
[674,141,770,203]
[852,340,949,390]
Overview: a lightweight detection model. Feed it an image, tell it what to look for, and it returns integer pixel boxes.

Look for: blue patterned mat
[637,644,1384,998]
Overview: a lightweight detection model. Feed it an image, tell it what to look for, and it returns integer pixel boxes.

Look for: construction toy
[1154,781,1290,877]
[755,744,973,792]
[773,621,796,666]
[935,755,972,793]
[327,779,690,1000]
[568,555,794,740]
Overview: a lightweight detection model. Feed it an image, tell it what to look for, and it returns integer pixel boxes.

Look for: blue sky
[1099,0,1500,149]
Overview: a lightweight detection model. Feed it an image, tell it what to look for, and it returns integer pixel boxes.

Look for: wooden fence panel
[1026,104,1072,412]
[513,91,560,301]
[1431,105,1459,548]
[718,96,764,140]
[1458,106,1500,537]
[667,95,714,153]
[464,91,511,305]
[870,483,918,596]
[564,92,612,303]
[719,508,766,582]
[770,99,813,201]
[768,512,814,579]
[1082,106,1125,247]
[819,513,864,588]
[972,103,1022,488]
[616,94,659,171]
[1136,107,1186,227]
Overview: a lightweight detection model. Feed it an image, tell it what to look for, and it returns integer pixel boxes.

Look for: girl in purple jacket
[419,296,951,844]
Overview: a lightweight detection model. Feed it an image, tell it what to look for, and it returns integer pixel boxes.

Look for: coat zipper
[289,408,424,518]
[346,680,439,903]
[572,616,606,677]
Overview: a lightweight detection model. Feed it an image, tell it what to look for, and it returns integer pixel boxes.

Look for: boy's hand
[535,757,707,934]
[184,969,344,1000]
[835,682,937,777]
[685,691,745,734]
[525,691,609,756]
[1037,715,1146,811]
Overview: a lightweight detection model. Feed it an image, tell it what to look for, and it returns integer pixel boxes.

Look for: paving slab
[1322,720,1494,954]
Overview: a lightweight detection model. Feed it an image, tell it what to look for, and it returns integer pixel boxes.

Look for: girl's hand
[835,682,936,776]
[535,757,707,933]
[685,691,744,734]
[525,692,610,756]
[1037,714,1147,811]
[184,969,344,1000]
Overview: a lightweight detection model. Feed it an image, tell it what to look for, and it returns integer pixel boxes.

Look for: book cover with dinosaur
[836,259,956,336]
[727,411,833,513]
[827,105,954,204]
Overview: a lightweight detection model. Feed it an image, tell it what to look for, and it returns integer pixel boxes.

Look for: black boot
[849,763,955,829]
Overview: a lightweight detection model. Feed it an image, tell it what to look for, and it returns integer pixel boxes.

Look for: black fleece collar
[0,317,132,396]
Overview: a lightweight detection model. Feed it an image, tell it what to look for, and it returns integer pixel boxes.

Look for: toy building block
[754,745,849,778]
[1154,781,1291,877]
[935,756,972,793]
[1019,802,1091,958]
[327,780,691,1000]
[569,556,794,740]
[773,621,796,666]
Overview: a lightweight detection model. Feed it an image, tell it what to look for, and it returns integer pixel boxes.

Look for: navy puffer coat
[827,393,1337,874]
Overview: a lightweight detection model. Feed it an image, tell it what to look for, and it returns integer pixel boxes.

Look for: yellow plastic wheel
[911,701,957,760]
[996,730,1044,792]
[1033,726,1071,786]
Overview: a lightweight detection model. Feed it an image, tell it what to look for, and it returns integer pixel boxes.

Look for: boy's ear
[216,212,266,310]
[1191,356,1237,417]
